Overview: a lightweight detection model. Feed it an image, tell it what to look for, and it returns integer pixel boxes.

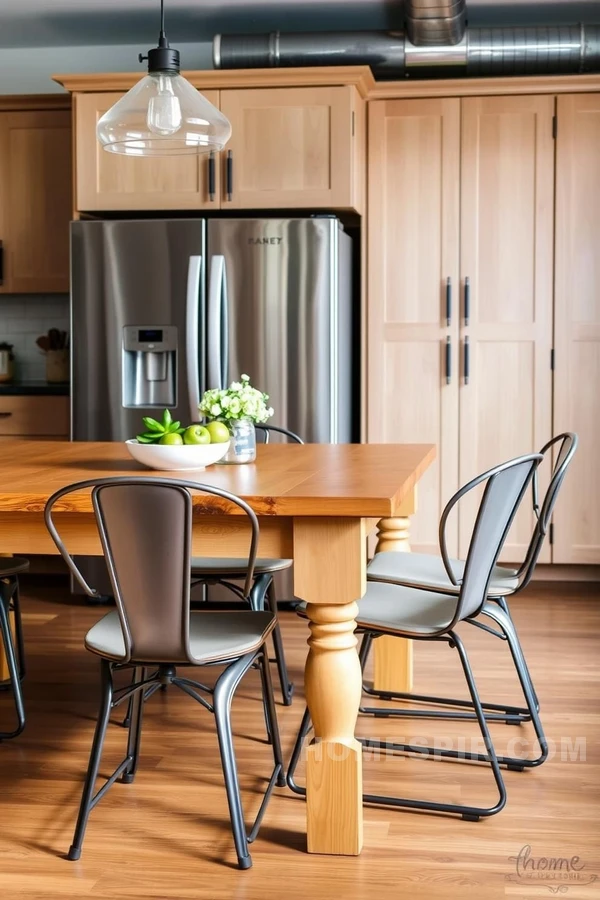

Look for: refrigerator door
[206,217,353,443]
[71,219,206,441]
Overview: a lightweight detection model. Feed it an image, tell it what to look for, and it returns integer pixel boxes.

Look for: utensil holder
[46,349,69,384]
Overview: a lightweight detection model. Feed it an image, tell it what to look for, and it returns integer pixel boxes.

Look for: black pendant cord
[140,0,181,73]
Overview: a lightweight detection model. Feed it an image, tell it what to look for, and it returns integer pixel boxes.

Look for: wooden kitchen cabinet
[553,93,600,564]
[219,86,364,211]
[0,109,71,293]
[0,395,69,437]
[457,95,554,561]
[368,97,460,555]
[74,91,220,212]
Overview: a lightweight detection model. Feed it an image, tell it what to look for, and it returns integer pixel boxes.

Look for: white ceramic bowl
[125,438,230,471]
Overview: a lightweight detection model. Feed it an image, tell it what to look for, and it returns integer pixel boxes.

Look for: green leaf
[162,408,172,429]
[169,420,181,433]
[136,433,156,443]
[142,416,164,433]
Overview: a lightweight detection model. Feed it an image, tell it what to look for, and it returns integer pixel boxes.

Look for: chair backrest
[516,432,578,588]
[44,477,259,665]
[439,454,542,626]
[255,424,304,445]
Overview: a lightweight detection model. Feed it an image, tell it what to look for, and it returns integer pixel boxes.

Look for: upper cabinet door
[219,86,363,211]
[74,91,220,211]
[368,98,460,555]
[458,95,554,561]
[0,110,71,293]
[553,94,600,564]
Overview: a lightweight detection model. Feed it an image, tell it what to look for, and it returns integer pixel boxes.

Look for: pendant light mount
[139,0,180,73]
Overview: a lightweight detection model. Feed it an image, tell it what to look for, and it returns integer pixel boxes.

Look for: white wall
[0,41,213,94]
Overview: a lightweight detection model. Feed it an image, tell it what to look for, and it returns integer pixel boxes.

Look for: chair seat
[0,556,29,577]
[357,581,460,637]
[85,610,276,664]
[191,557,293,577]
[367,551,519,597]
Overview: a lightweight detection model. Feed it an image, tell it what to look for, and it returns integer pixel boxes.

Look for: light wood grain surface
[0,440,435,518]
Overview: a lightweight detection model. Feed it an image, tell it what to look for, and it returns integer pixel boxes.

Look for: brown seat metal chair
[0,556,28,740]
[44,476,285,870]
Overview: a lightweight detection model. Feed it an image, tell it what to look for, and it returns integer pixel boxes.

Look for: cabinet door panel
[368,98,460,554]
[459,96,554,562]
[75,92,219,211]
[0,111,71,293]
[220,86,359,211]
[554,93,600,563]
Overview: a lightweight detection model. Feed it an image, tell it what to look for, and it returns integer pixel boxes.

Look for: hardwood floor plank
[0,578,598,898]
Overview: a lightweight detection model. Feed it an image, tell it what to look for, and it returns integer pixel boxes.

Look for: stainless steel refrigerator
[71,216,355,598]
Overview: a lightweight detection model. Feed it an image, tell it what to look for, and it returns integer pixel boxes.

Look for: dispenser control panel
[123,325,178,352]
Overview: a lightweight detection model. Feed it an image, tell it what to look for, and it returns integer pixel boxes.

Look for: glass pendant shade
[97,72,232,156]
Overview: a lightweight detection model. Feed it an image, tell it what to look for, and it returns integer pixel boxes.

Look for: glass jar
[218,418,256,464]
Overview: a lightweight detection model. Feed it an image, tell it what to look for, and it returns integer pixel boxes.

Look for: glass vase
[218,418,256,464]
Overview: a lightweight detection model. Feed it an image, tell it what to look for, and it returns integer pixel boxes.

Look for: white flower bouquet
[198,374,274,426]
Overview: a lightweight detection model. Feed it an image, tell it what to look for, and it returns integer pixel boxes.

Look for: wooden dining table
[0,439,435,857]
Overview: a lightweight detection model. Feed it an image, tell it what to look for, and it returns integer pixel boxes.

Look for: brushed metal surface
[206,217,353,444]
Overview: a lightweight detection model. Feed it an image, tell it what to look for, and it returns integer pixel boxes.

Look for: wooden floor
[1,579,599,899]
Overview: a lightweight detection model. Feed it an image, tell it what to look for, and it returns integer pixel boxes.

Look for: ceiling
[0,0,598,50]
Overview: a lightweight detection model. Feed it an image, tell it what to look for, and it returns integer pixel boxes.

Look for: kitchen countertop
[0,380,69,396]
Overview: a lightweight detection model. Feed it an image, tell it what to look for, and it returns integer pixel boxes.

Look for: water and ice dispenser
[122,326,178,408]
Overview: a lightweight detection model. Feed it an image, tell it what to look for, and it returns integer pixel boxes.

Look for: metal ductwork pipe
[405,0,467,47]
[214,25,600,79]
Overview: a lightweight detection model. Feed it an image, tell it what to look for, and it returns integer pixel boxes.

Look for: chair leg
[8,577,26,681]
[0,588,25,740]
[257,650,286,787]
[122,666,145,784]
[286,705,312,796]
[261,580,294,706]
[68,658,114,861]
[213,653,257,869]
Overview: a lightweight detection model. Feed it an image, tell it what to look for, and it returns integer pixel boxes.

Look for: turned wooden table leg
[372,489,416,694]
[294,517,366,856]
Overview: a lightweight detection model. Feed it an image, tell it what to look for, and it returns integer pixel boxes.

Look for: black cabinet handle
[208,152,215,201]
[445,336,452,384]
[226,150,233,201]
[464,276,470,326]
[464,336,470,385]
[0,412,12,418]
[445,277,452,326]
[0,241,3,286]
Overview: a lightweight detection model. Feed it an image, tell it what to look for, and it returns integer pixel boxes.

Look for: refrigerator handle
[207,255,227,390]
[186,255,202,422]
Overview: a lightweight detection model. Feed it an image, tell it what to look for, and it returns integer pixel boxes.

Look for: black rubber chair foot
[121,773,135,784]
[238,856,253,870]
[461,814,480,822]
[282,683,294,706]
[507,764,525,772]
[276,773,287,788]
[67,846,82,861]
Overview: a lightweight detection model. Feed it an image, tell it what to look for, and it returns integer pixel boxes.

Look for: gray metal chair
[44,477,285,870]
[288,453,543,820]
[0,557,28,740]
[190,424,303,706]
[360,433,578,764]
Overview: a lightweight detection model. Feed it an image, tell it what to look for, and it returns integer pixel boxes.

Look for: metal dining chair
[190,424,303,706]
[44,477,285,870]
[288,453,543,820]
[360,433,578,764]
[0,556,28,740]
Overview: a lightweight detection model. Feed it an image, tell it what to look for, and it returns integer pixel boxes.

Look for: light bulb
[146,74,182,136]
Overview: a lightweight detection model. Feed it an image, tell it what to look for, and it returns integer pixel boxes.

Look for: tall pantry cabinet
[368,90,599,565]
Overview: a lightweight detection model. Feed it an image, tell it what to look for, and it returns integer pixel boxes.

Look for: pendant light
[96,0,231,156]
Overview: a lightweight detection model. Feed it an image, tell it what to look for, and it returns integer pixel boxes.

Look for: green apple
[205,421,230,443]
[159,433,183,445]
[183,424,211,445]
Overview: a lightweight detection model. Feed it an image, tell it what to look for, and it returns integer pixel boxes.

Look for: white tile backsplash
[0,295,69,381]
